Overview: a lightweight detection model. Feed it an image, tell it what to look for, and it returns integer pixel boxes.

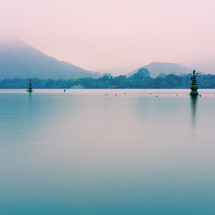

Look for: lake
[0,89,215,215]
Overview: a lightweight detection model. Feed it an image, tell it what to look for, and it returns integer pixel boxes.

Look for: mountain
[0,40,100,79]
[193,61,215,75]
[127,62,194,78]
[129,68,150,79]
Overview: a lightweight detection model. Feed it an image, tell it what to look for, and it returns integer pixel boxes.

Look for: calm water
[0,89,215,215]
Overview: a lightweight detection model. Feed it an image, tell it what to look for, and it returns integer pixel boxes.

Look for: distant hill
[0,40,100,79]
[127,62,194,78]
[193,61,215,75]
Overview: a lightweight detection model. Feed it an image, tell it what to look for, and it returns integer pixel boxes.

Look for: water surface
[0,89,215,215]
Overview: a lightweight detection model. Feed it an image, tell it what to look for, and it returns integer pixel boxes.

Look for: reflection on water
[190,96,198,129]
[0,89,215,215]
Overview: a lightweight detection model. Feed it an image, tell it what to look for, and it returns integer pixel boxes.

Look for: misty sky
[1,0,215,73]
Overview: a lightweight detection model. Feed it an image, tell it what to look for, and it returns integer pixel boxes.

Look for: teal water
[0,89,215,215]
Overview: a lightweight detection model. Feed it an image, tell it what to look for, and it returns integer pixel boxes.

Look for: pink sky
[1,0,215,73]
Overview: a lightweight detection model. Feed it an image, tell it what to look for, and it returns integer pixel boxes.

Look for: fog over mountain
[193,61,215,75]
[0,40,213,80]
[127,62,198,78]
[0,40,100,79]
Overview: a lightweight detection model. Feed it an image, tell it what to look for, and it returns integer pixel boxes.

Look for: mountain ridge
[0,40,100,79]
[127,62,196,78]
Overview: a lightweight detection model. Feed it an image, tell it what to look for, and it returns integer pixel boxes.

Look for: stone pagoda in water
[27,79,33,93]
[190,70,198,97]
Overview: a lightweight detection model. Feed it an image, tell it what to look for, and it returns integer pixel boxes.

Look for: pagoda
[27,79,33,93]
[190,70,198,97]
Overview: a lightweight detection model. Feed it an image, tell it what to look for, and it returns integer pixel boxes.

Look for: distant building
[108,86,117,88]
[70,84,85,89]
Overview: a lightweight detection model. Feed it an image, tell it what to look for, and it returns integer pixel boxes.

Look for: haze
[1,0,215,73]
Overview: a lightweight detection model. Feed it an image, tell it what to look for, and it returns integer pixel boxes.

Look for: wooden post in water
[190,70,198,97]
[27,79,33,93]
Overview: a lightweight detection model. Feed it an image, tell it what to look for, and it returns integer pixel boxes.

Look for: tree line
[0,69,215,89]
